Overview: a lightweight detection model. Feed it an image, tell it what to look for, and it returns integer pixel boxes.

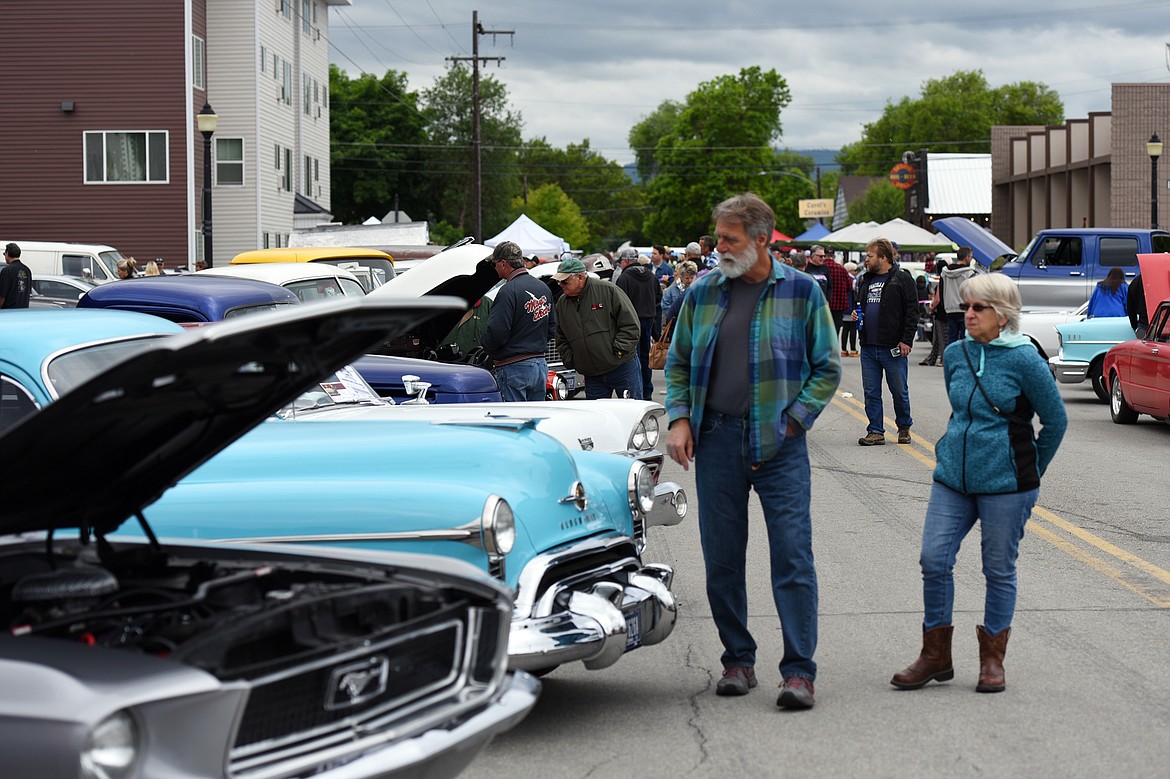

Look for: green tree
[627,100,682,182]
[420,66,524,239]
[517,138,645,251]
[838,70,1063,175]
[328,66,428,225]
[510,183,590,249]
[847,180,905,224]
[638,67,795,244]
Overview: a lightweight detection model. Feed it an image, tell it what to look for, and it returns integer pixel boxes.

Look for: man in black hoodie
[615,247,662,398]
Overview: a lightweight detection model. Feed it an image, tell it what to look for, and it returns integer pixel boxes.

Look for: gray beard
[719,247,756,279]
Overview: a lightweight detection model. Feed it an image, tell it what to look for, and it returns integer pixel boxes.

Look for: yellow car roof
[230,247,394,265]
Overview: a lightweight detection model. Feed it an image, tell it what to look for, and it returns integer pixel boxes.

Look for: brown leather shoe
[891,625,955,689]
[858,432,886,446]
[976,625,1010,692]
[716,665,757,696]
[776,676,815,709]
[898,427,912,444]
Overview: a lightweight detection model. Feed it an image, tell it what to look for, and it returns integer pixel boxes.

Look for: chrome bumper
[1048,356,1089,384]
[648,481,687,528]
[508,537,676,672]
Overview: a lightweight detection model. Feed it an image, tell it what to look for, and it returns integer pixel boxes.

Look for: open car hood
[1138,253,1170,323]
[371,243,502,348]
[0,296,463,537]
[932,217,1017,270]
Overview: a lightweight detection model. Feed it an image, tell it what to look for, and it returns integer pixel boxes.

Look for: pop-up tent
[795,223,831,241]
[484,214,569,256]
[821,218,954,253]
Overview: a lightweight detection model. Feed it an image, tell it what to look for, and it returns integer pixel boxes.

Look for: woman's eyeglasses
[959,303,993,313]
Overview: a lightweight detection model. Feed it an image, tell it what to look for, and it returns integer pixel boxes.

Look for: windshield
[275,364,388,418]
[98,250,125,279]
[318,258,395,289]
[45,335,164,398]
[223,301,298,319]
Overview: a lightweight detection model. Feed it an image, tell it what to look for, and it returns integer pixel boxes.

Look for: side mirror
[1136,325,1148,340]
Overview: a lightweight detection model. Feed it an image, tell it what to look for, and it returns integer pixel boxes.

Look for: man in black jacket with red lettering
[480,241,555,401]
[855,238,919,446]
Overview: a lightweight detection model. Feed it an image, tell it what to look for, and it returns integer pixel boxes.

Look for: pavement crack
[682,642,712,773]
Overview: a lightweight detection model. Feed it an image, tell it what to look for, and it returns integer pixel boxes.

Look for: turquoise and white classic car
[1049,316,1135,401]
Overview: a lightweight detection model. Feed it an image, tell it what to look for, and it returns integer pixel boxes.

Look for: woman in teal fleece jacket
[892,273,1067,695]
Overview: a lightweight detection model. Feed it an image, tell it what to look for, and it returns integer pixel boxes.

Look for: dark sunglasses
[959,302,994,313]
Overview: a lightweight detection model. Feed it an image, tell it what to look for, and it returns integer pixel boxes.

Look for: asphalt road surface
[471,350,1170,779]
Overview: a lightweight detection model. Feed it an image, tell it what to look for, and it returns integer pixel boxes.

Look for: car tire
[1109,371,1138,424]
[1090,356,1108,402]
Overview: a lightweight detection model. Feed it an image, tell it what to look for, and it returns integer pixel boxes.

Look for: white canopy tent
[821,218,954,253]
[484,214,569,256]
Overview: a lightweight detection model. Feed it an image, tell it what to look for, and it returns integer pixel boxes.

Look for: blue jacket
[934,336,1067,494]
[1087,283,1128,318]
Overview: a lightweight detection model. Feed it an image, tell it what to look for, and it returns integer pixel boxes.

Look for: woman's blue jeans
[920,482,1038,634]
[694,412,818,680]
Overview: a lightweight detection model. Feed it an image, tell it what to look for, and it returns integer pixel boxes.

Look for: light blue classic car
[1049,316,1135,401]
[1,309,679,676]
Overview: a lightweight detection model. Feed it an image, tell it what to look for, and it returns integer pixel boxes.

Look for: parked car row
[0,255,691,775]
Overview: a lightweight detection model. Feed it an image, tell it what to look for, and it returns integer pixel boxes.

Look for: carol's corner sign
[798,199,835,218]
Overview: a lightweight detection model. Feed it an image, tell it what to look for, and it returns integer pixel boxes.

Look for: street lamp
[196,103,218,268]
[1148,133,1162,230]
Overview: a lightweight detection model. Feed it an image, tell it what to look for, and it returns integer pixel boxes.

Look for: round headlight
[81,711,138,779]
[643,413,660,448]
[631,420,647,450]
[482,495,515,557]
[627,463,655,515]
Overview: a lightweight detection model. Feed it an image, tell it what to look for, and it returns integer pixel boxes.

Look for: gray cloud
[330,1,1170,165]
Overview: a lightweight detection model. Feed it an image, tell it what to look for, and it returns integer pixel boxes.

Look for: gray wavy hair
[960,273,1021,332]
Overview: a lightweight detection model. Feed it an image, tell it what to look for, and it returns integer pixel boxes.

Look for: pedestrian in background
[616,247,663,399]
[664,192,840,710]
[856,237,918,446]
[480,241,555,401]
[1086,267,1128,318]
[891,273,1066,694]
[662,259,698,329]
[817,246,854,356]
[0,243,32,309]
[651,244,674,289]
[144,261,161,277]
[839,261,860,356]
[938,246,978,347]
[553,257,642,399]
[920,280,948,366]
[117,257,140,279]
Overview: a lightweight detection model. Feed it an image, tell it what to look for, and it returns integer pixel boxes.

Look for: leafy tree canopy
[328,66,428,225]
[420,66,524,239]
[511,183,590,249]
[837,70,1063,175]
[846,180,906,224]
[639,67,796,244]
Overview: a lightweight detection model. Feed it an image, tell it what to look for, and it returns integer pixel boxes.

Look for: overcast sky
[328,1,1170,167]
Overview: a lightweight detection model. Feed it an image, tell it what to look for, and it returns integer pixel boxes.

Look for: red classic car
[1103,253,1170,424]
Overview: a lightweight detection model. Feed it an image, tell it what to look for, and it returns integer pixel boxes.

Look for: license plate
[562,372,576,391]
[624,609,642,650]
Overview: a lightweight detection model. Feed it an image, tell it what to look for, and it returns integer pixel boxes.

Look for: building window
[192,36,206,91]
[273,53,280,80]
[303,73,311,115]
[278,0,291,20]
[274,143,281,170]
[84,131,168,183]
[283,148,292,192]
[282,60,293,105]
[303,155,312,194]
[216,138,244,186]
[312,0,317,24]
[302,0,311,35]
[260,45,267,73]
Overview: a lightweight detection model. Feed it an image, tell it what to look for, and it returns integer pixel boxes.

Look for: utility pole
[448,11,512,242]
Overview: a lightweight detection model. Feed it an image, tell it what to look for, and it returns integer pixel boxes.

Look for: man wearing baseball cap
[480,241,555,401]
[0,243,32,309]
[552,256,643,399]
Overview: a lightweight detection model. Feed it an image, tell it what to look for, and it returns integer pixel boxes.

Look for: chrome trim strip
[215,518,484,547]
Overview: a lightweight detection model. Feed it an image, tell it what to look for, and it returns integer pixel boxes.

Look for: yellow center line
[829,391,1170,607]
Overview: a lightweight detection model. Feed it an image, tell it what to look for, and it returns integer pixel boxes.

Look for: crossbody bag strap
[961,341,1030,425]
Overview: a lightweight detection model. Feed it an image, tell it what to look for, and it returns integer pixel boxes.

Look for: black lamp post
[197,103,218,267]
[1148,133,1162,230]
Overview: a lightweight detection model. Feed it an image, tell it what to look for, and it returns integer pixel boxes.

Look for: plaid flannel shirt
[665,259,841,463]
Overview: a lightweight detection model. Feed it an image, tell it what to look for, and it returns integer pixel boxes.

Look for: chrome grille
[544,337,562,368]
[230,610,468,776]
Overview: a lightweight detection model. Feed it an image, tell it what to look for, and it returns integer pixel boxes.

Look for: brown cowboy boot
[976,625,1010,693]
[891,625,954,689]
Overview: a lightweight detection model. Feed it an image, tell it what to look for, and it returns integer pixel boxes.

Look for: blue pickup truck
[933,219,1170,309]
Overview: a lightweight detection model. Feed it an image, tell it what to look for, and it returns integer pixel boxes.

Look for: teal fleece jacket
[934,334,1067,494]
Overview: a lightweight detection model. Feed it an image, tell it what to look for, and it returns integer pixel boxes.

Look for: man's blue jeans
[920,482,1038,634]
[494,357,547,402]
[584,357,643,400]
[946,315,965,349]
[694,412,818,680]
[637,316,654,399]
[860,344,912,433]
